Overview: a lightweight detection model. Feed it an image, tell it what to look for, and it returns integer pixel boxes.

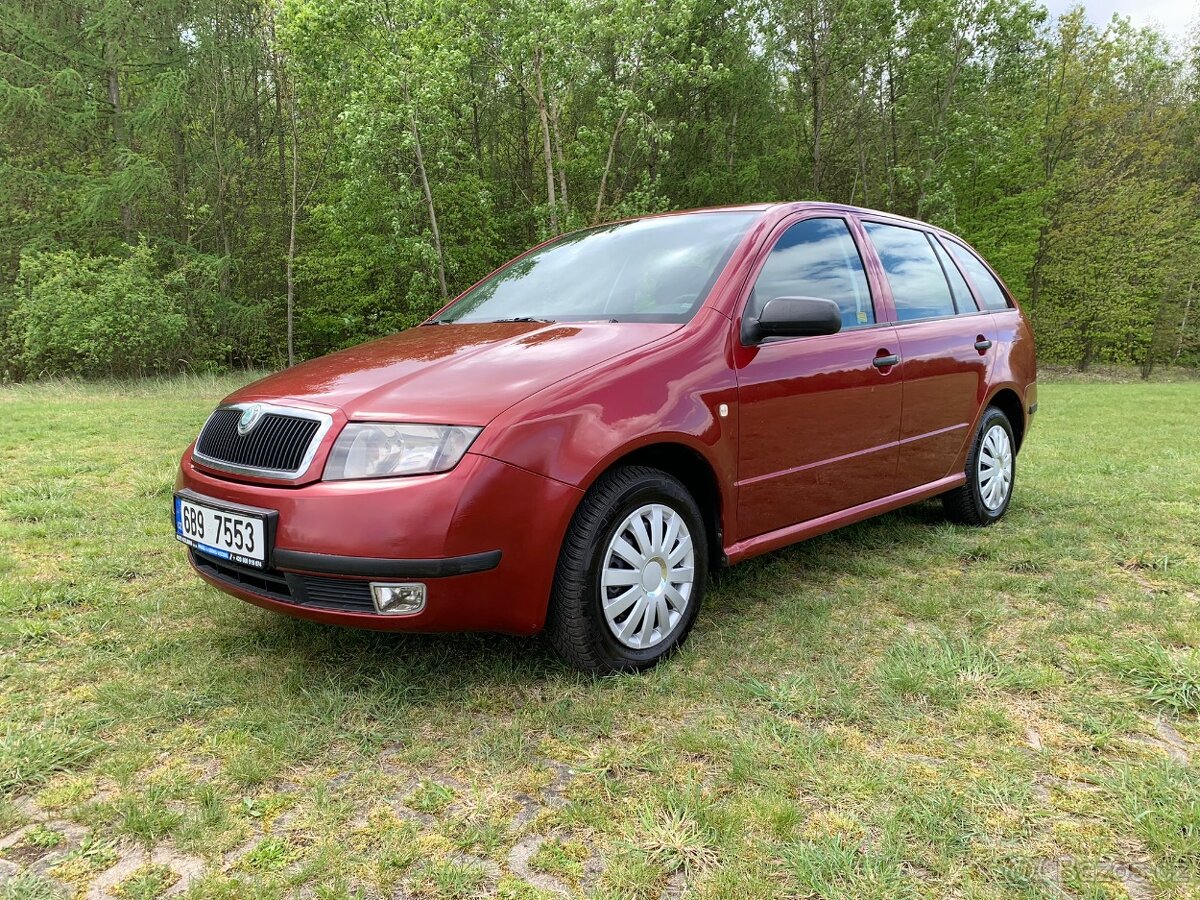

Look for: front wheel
[546,466,708,674]
[943,405,1016,526]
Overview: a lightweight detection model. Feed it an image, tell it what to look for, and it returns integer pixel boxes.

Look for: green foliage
[0,0,1198,377]
[6,243,187,378]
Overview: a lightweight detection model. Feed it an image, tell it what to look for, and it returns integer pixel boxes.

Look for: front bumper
[176,448,583,635]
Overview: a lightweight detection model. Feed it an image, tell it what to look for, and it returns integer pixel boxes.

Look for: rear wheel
[546,466,708,674]
[943,405,1015,526]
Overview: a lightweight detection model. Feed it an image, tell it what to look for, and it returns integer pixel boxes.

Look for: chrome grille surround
[193,402,334,480]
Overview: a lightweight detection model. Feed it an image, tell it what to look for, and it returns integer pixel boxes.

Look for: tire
[943,405,1016,526]
[546,465,708,674]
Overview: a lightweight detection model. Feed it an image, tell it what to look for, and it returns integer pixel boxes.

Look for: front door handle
[873,353,900,368]
[974,337,993,352]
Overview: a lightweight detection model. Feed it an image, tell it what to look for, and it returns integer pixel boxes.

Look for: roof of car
[638,202,952,235]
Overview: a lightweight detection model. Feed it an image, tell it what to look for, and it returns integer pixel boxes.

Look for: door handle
[873,353,900,368]
[974,337,992,352]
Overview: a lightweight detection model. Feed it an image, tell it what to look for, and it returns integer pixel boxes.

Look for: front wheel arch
[576,440,728,570]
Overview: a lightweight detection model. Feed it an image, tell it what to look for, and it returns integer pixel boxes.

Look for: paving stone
[86,847,150,900]
[543,761,574,792]
[0,825,33,852]
[1026,728,1043,751]
[1154,718,1190,764]
[388,778,440,826]
[539,761,575,810]
[1095,860,1152,900]
[1038,854,1153,900]
[12,796,41,819]
[150,846,207,897]
[658,871,687,900]
[389,803,436,828]
[0,860,18,885]
[221,834,263,869]
[512,792,542,826]
[1131,731,1188,765]
[508,834,572,896]
[269,808,301,835]
[44,820,88,845]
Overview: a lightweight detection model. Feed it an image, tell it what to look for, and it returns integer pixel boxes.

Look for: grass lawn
[0,376,1198,900]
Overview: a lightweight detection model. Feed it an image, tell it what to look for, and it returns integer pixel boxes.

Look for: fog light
[370,582,426,615]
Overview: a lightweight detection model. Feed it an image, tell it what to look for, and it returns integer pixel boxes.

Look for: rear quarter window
[943,240,1011,311]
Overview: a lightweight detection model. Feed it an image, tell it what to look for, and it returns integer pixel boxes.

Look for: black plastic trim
[272,548,502,578]
[1028,402,1038,414]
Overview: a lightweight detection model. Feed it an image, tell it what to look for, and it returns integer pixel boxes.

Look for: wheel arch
[985,386,1026,451]
[578,439,728,569]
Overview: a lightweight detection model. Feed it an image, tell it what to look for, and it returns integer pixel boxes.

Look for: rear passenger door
[859,220,993,491]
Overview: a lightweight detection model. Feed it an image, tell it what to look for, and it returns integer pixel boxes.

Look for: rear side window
[749,218,874,328]
[930,238,978,312]
[862,222,956,321]
[944,240,1011,310]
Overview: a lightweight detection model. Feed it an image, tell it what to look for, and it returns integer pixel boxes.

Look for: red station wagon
[175,203,1037,672]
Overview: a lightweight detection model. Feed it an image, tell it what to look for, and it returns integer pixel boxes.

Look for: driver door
[733,215,903,538]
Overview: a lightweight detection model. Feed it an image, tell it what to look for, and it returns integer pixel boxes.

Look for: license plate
[175,496,267,568]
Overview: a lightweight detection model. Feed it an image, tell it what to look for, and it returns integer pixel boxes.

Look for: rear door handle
[873,354,900,368]
[974,337,992,351]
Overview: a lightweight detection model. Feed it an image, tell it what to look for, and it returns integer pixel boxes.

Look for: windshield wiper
[486,317,555,324]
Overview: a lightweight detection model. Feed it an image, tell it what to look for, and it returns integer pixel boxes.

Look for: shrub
[7,241,187,378]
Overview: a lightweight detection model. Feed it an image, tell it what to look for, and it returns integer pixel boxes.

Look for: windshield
[433,211,756,324]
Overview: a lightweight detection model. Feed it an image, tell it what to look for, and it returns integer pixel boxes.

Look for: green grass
[0,375,1198,898]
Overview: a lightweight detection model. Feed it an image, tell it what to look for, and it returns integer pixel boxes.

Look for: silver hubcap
[601,503,695,650]
[978,424,1013,511]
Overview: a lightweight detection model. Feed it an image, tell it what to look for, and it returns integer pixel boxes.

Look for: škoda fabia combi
[175,203,1037,672]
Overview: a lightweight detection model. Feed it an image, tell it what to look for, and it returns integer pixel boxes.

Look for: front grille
[191,550,376,613]
[195,406,324,476]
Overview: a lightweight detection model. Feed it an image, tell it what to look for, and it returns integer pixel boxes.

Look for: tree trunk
[405,82,448,300]
[809,21,823,196]
[287,88,299,368]
[534,47,558,233]
[1176,277,1195,363]
[551,97,569,218]
[106,44,133,242]
[594,106,628,222]
[886,50,898,205]
[1028,223,1051,311]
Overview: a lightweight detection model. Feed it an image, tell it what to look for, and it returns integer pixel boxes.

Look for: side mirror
[743,297,842,343]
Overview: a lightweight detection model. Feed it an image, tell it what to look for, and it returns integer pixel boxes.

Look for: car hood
[224,321,680,425]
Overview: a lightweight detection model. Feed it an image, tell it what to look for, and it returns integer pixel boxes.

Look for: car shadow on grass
[218,499,955,694]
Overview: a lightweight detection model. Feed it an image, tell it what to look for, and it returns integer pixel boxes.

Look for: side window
[749,218,874,329]
[944,240,1011,310]
[930,237,978,313]
[863,221,956,322]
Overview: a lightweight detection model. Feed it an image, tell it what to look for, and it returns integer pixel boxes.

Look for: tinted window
[750,218,873,328]
[863,222,956,322]
[944,240,1011,310]
[930,238,977,312]
[436,211,755,324]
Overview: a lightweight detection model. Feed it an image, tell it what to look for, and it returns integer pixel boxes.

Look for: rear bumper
[177,448,583,635]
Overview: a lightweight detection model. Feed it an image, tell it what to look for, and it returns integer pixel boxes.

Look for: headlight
[323,423,481,481]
